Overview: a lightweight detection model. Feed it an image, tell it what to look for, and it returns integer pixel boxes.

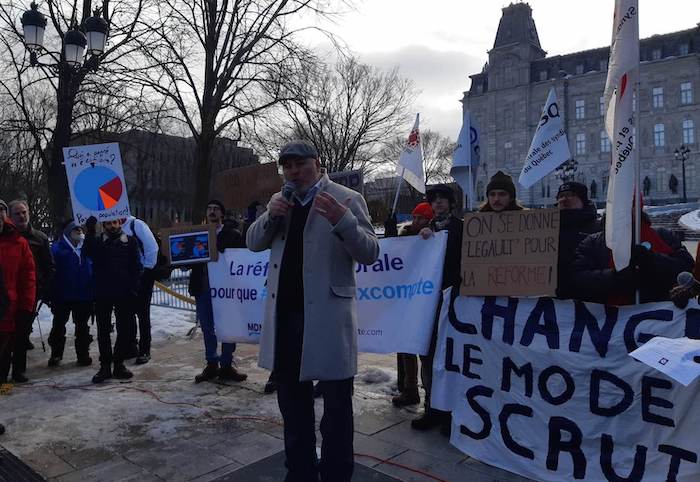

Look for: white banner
[209,233,447,354]
[63,143,131,225]
[432,292,700,482]
[396,113,425,194]
[451,110,481,210]
[519,87,571,188]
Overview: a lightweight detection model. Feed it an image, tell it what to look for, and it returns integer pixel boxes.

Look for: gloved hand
[383,215,398,238]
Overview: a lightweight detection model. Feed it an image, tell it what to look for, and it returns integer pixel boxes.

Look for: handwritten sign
[460,209,560,297]
[63,143,131,224]
[211,163,282,210]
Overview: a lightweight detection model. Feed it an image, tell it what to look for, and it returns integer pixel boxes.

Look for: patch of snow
[679,209,700,232]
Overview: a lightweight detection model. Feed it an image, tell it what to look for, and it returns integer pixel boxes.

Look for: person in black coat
[555,182,602,299]
[571,213,694,305]
[84,217,142,383]
[413,184,463,435]
[188,200,248,384]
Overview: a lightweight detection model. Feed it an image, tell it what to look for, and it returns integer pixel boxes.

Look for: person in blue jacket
[48,222,94,367]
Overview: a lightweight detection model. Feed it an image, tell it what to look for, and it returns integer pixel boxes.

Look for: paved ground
[0,315,532,482]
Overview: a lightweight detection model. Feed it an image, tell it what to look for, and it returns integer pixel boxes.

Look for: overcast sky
[309,0,700,138]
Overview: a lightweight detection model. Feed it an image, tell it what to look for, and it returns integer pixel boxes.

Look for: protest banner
[461,208,560,297]
[208,233,447,354]
[63,143,131,224]
[211,163,282,210]
[158,224,219,265]
[431,292,700,482]
[329,170,364,193]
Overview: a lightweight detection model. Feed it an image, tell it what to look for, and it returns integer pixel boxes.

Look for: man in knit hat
[479,171,524,212]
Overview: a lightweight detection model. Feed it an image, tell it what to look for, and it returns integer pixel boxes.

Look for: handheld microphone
[272,181,297,222]
[669,271,700,309]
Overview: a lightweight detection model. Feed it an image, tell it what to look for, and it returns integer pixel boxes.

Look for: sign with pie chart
[63,143,131,224]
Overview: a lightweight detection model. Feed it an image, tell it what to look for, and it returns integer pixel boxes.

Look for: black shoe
[77,356,93,367]
[0,423,5,435]
[12,373,28,383]
[27,341,35,351]
[113,363,134,380]
[392,390,420,407]
[92,366,112,384]
[48,357,62,368]
[135,354,151,365]
[411,410,443,431]
[264,378,276,394]
[218,366,247,382]
[195,363,219,383]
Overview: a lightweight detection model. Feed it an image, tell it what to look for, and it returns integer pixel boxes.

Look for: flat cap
[278,140,318,164]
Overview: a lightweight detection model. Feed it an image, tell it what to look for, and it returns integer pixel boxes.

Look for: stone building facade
[464,3,700,206]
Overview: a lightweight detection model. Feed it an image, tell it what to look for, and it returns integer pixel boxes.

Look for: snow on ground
[679,208,700,232]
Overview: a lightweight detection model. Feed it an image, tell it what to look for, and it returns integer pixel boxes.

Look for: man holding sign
[247,140,378,482]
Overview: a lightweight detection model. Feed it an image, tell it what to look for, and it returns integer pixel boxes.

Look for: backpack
[129,219,173,281]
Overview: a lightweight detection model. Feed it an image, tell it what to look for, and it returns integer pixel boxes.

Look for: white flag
[451,111,480,210]
[604,0,639,269]
[518,87,571,188]
[396,114,425,193]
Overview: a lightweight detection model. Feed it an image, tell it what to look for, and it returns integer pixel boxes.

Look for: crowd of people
[0,147,697,479]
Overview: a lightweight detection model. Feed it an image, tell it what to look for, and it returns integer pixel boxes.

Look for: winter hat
[62,221,80,238]
[486,171,516,198]
[426,184,456,205]
[207,199,226,212]
[411,202,434,220]
[557,181,589,203]
[278,140,319,164]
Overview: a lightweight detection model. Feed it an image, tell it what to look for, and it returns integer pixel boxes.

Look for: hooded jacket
[0,220,37,332]
[51,235,94,303]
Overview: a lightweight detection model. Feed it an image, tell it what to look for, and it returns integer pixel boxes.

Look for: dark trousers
[95,298,134,366]
[397,353,418,393]
[49,302,93,359]
[0,332,14,381]
[275,312,354,482]
[132,271,155,355]
[11,312,34,376]
[419,292,444,412]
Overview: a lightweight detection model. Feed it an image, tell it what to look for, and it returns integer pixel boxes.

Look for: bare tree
[252,55,414,175]
[131,0,335,210]
[378,129,455,184]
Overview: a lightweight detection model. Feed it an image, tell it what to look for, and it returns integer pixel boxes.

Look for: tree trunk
[193,130,215,220]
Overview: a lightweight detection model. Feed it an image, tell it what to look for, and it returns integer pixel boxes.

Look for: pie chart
[74,166,124,211]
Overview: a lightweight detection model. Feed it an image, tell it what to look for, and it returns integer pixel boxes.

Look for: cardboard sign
[63,143,131,224]
[460,209,560,297]
[158,224,219,265]
[211,163,282,209]
[329,170,364,193]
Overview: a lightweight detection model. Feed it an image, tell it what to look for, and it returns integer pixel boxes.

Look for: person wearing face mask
[84,217,142,383]
[47,222,94,367]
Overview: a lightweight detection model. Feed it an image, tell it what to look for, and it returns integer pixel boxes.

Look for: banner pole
[634,79,642,304]
[391,168,405,216]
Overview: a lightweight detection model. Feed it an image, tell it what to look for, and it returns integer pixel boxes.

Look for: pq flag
[396,114,425,194]
[451,111,481,210]
[518,87,571,188]
[604,0,639,269]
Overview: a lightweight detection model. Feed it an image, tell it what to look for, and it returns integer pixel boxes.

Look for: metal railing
[152,269,196,312]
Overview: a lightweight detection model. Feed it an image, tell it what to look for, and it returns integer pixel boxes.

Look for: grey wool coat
[246,174,379,381]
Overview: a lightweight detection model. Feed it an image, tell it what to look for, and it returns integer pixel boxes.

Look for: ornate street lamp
[20,2,46,51]
[674,145,691,203]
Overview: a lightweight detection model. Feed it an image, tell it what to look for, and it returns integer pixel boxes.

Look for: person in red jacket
[0,214,36,383]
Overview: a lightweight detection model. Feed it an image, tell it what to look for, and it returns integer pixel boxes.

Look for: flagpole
[391,168,405,216]
[634,79,642,304]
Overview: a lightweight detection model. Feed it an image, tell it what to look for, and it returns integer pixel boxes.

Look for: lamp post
[20,2,109,230]
[674,145,690,204]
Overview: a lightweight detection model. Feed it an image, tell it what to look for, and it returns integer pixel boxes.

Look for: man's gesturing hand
[268,192,294,219]
[313,192,349,226]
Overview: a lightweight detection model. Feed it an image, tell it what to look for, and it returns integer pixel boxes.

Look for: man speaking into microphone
[247,140,378,482]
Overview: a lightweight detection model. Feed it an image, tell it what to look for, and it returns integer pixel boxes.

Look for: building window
[575,64,584,75]
[575,99,585,119]
[576,133,586,155]
[683,119,695,145]
[652,87,664,108]
[599,59,608,71]
[502,109,513,130]
[633,91,637,111]
[687,164,696,190]
[599,96,605,116]
[679,43,689,56]
[652,48,662,60]
[681,82,693,105]
[654,124,665,148]
[600,131,611,153]
[602,175,609,193]
[539,70,548,81]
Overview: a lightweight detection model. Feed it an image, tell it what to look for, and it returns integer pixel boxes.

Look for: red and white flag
[396,114,425,193]
[604,0,639,269]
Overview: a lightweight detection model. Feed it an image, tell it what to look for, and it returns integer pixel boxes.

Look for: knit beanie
[411,202,434,220]
[486,171,516,198]
[557,181,589,203]
[207,199,226,212]
[426,184,456,205]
